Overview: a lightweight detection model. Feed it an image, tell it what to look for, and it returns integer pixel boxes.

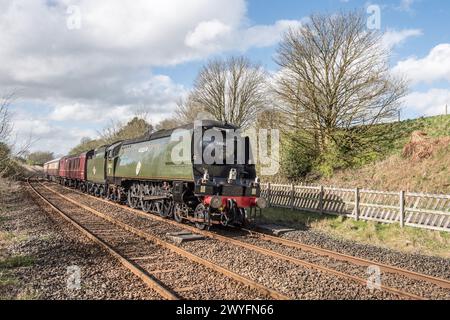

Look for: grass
[315,115,450,193]
[0,255,35,269]
[371,115,450,156]
[0,256,35,300]
[0,231,29,244]
[0,216,10,223]
[0,272,18,287]
[16,288,40,300]
[262,207,450,259]
[319,144,450,193]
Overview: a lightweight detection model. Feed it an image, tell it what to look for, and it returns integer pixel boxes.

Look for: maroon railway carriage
[43,158,61,181]
[58,152,89,190]
[58,156,68,179]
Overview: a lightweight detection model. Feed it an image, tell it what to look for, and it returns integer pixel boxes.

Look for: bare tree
[0,93,15,176]
[256,106,286,131]
[99,115,152,144]
[69,137,104,155]
[274,11,407,153]
[153,94,216,131]
[27,151,54,165]
[175,95,213,124]
[0,93,14,144]
[0,93,38,178]
[0,132,35,178]
[99,119,122,143]
[155,118,181,131]
[97,108,153,143]
[192,56,267,129]
[133,107,153,125]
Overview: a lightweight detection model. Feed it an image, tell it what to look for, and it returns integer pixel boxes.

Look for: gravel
[32,183,265,300]
[279,229,450,281]
[217,229,450,299]
[1,182,160,300]
[45,182,429,300]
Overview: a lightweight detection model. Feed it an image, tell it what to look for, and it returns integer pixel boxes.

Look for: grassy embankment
[317,115,450,193]
[265,115,450,258]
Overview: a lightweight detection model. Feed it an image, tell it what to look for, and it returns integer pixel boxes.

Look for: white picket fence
[260,183,450,232]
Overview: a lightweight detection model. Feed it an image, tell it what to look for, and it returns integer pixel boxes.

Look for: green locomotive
[84,120,265,230]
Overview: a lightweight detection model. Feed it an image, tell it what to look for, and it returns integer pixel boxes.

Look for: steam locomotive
[44,120,266,230]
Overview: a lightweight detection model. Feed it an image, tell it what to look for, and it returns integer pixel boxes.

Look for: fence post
[290,183,295,210]
[355,187,360,221]
[267,183,271,208]
[319,186,324,214]
[399,190,405,228]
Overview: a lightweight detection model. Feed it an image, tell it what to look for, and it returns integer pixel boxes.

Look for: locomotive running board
[142,195,168,201]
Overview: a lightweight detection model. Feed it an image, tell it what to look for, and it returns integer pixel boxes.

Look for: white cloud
[49,103,98,122]
[402,89,450,116]
[0,0,304,154]
[185,20,232,49]
[239,19,306,49]
[392,44,450,85]
[398,0,416,12]
[185,18,305,53]
[0,0,243,92]
[393,43,450,117]
[12,115,99,156]
[0,0,303,94]
[382,29,422,50]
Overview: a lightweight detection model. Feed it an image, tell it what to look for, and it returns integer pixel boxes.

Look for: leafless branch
[274,11,408,153]
[191,56,268,129]
[0,92,15,144]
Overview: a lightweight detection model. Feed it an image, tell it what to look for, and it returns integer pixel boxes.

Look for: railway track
[242,227,450,290]
[27,179,289,300]
[39,180,448,300]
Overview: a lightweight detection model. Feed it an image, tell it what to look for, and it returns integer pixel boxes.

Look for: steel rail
[242,227,450,290]
[37,181,289,300]
[27,179,179,300]
[45,181,426,300]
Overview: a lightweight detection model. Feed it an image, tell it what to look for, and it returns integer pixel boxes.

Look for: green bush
[280,115,450,180]
[282,130,318,178]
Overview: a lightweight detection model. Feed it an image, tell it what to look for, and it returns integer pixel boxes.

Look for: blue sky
[2,0,450,155]
[156,0,450,79]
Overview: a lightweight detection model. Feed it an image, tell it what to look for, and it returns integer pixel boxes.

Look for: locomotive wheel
[194,204,210,231]
[195,222,210,230]
[160,201,173,218]
[173,204,186,223]
[98,186,103,198]
[237,208,247,226]
[153,201,163,215]
[141,200,151,213]
[127,189,139,209]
